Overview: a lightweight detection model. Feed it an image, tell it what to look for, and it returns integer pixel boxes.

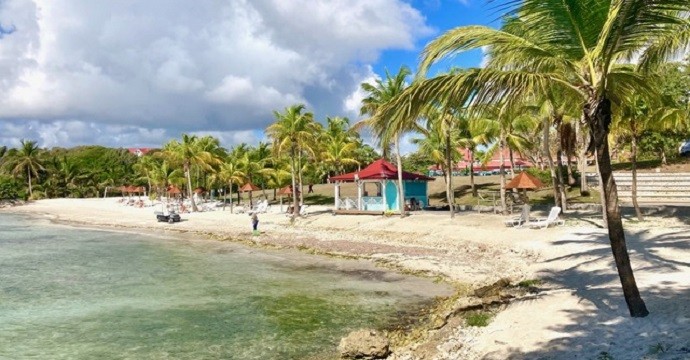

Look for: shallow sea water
[0,213,451,359]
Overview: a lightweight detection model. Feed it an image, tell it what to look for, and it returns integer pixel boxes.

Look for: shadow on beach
[485,226,690,359]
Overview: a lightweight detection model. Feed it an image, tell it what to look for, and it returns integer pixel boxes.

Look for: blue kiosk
[331,159,434,213]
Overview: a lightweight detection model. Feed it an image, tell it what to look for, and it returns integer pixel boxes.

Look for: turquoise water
[0,213,450,359]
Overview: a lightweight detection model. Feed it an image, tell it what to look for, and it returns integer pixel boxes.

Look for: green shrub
[465,312,492,327]
[517,279,541,288]
[0,176,23,200]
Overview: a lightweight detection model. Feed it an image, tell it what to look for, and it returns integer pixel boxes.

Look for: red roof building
[458,149,533,171]
[331,159,434,213]
[331,158,434,182]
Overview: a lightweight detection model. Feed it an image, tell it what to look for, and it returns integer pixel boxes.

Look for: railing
[337,197,359,210]
[613,172,690,203]
[362,197,384,211]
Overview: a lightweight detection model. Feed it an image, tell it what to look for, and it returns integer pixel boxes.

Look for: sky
[0,0,500,151]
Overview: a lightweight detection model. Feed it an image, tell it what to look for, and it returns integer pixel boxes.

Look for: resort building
[330,159,434,213]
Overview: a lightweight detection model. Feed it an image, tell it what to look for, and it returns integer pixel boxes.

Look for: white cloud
[343,66,380,118]
[480,45,491,68]
[0,0,432,148]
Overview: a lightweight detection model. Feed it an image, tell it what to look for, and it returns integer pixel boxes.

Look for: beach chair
[529,206,565,229]
[234,204,246,214]
[504,204,530,227]
[248,200,269,214]
[299,204,309,216]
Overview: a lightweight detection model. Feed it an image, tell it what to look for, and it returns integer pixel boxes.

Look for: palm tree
[320,117,360,176]
[413,106,461,217]
[357,66,414,216]
[266,104,319,218]
[149,160,184,199]
[162,134,219,212]
[4,140,44,198]
[389,0,689,317]
[218,156,246,213]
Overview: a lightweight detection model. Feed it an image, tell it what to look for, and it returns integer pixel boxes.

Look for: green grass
[232,157,690,208]
[465,311,492,327]
[517,279,542,288]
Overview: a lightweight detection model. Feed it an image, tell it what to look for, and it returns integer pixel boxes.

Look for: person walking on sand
[250,212,259,235]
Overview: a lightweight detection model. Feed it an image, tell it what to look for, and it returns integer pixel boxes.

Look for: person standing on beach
[250,212,259,234]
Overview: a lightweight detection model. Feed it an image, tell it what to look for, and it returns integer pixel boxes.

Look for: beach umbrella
[239,182,260,192]
[167,185,181,194]
[277,185,293,195]
[135,186,147,199]
[194,187,206,194]
[277,186,300,212]
[505,172,544,190]
[505,172,544,205]
[239,182,261,207]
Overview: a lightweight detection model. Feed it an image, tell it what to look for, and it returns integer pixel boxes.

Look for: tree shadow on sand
[483,228,690,359]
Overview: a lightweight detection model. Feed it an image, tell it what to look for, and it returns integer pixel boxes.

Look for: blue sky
[0,0,503,150]
[375,0,499,75]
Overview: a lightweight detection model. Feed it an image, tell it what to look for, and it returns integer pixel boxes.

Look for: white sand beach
[3,198,689,359]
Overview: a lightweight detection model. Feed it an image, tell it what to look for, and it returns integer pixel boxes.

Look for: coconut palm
[162,134,220,212]
[320,117,360,176]
[386,0,689,317]
[413,105,462,217]
[218,156,246,213]
[4,140,44,198]
[357,66,414,216]
[266,104,319,218]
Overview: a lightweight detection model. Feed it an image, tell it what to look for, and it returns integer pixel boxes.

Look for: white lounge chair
[504,205,531,227]
[529,206,565,229]
[248,200,269,214]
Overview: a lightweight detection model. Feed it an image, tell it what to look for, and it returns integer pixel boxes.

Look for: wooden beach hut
[330,159,434,214]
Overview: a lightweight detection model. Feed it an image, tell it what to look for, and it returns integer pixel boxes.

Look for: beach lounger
[248,200,269,214]
[529,206,565,229]
[504,204,530,227]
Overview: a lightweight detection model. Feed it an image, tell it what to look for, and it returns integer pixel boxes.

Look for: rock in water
[338,329,390,359]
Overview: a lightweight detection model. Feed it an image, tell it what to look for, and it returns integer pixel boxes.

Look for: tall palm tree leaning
[266,104,318,219]
[387,0,688,317]
[357,66,413,217]
[162,134,218,212]
[5,139,44,198]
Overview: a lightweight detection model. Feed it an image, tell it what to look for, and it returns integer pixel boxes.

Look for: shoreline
[3,198,690,359]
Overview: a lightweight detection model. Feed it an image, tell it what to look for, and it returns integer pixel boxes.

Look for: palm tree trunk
[395,137,405,217]
[470,150,477,197]
[588,97,648,318]
[27,166,33,198]
[229,186,234,213]
[543,117,561,209]
[555,117,568,210]
[578,117,589,195]
[185,162,198,212]
[631,125,643,221]
[445,133,454,218]
[290,143,299,219]
[499,131,507,214]
[298,154,304,206]
[508,147,515,179]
